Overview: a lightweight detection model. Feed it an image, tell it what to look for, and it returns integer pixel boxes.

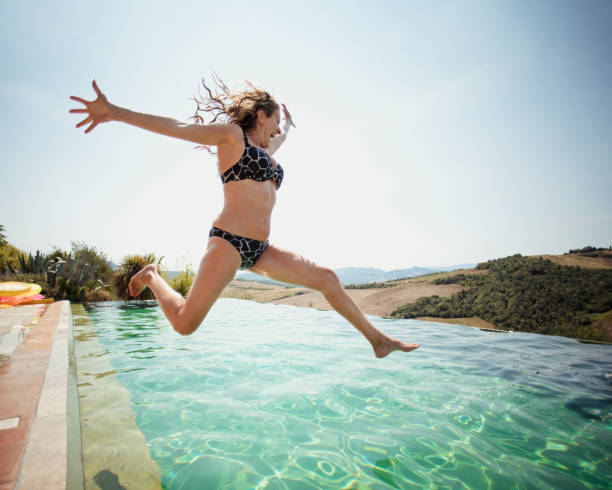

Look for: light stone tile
[55,328,68,342]
[57,306,70,332]
[41,366,68,390]
[47,355,68,371]
[37,385,67,418]
[18,414,67,490]
[48,345,68,368]
[0,416,20,430]
[49,337,68,350]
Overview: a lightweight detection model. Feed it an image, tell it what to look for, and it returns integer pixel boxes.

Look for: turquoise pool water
[76,299,611,489]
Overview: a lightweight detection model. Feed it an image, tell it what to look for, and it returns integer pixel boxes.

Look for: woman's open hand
[281,103,296,128]
[69,80,113,134]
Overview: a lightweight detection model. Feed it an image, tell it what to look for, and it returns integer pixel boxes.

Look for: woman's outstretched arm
[70,80,239,146]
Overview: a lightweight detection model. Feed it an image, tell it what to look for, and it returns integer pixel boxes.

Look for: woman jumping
[70,79,419,358]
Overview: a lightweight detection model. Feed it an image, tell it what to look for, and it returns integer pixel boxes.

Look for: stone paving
[0,302,70,490]
[0,306,47,370]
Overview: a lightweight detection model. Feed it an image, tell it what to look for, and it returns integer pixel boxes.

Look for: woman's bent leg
[129,237,241,335]
[251,245,419,358]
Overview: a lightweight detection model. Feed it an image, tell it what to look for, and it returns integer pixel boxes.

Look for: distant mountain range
[332,265,476,284]
[233,264,476,286]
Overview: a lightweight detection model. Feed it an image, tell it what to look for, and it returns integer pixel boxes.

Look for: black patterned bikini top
[220,130,284,189]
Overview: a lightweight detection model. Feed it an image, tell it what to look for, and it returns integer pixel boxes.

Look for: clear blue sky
[1,0,611,271]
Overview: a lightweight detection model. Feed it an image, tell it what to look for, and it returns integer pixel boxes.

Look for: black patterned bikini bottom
[208,226,269,270]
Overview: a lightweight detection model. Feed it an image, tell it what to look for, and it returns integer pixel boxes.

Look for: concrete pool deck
[0,301,71,490]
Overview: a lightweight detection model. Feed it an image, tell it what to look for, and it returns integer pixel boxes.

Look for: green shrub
[52,242,115,302]
[85,288,114,302]
[169,266,195,297]
[114,254,162,301]
[0,244,23,274]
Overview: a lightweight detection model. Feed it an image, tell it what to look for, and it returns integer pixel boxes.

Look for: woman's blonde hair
[191,75,279,151]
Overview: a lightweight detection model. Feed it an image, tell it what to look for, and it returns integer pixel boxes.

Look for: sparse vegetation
[345,281,395,289]
[168,265,195,297]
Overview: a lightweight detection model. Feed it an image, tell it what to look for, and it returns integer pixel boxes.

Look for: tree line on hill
[391,254,612,342]
[566,245,611,256]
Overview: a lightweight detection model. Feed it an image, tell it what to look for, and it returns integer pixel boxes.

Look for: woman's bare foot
[128,264,157,297]
[373,336,420,359]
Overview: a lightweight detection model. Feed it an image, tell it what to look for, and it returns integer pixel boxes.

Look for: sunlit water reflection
[75,299,612,489]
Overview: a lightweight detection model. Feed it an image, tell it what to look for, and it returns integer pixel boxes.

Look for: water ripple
[76,299,612,489]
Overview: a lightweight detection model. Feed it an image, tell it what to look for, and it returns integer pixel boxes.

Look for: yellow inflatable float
[0,282,42,297]
[0,282,45,307]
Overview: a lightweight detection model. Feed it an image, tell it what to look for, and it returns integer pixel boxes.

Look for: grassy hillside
[391,253,612,342]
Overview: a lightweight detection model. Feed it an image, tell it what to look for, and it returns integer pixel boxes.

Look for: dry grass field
[221,279,465,317]
[220,251,612,333]
[531,251,612,269]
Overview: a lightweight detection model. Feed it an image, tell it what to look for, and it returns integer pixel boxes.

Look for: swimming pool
[71,299,611,489]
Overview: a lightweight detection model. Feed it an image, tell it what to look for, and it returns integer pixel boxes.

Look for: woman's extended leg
[128,237,241,335]
[251,245,420,358]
